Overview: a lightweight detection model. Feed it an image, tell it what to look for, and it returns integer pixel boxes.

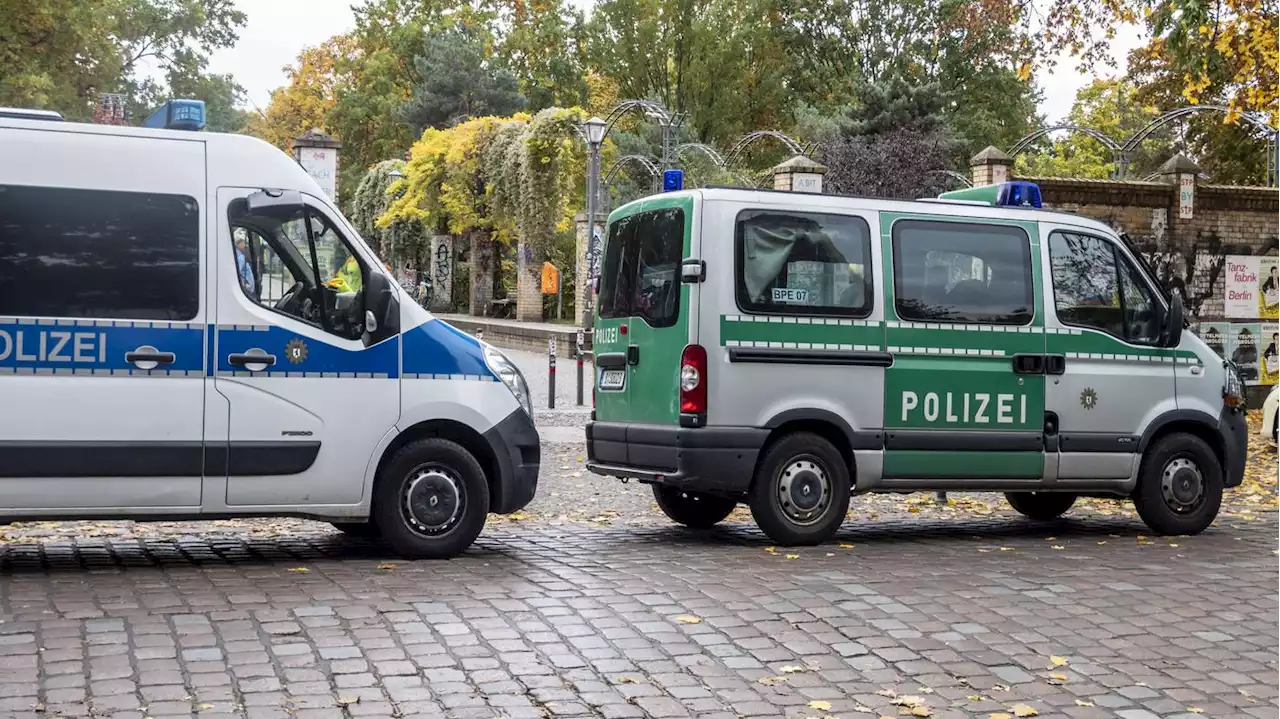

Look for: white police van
[0,109,537,558]
[588,183,1248,545]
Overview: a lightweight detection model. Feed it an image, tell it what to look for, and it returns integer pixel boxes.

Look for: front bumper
[482,409,541,513]
[1220,406,1248,488]
[585,421,767,496]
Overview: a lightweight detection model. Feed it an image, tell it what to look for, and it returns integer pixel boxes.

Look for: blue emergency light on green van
[937,181,1042,208]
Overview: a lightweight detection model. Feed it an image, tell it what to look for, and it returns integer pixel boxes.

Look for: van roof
[0,116,328,206]
[614,186,1121,238]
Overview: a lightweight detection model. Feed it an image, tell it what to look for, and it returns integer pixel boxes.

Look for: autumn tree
[244,36,354,150]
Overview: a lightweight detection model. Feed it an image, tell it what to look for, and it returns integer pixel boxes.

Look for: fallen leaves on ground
[784,553,800,560]
[336,697,359,707]
[286,567,308,573]
[780,665,808,674]
[1009,703,1038,717]
[756,675,787,686]
[613,676,642,684]
[1048,655,1068,667]
[1074,699,1094,707]
[674,615,701,624]
[807,700,832,711]
[1047,672,1068,684]
[376,563,397,570]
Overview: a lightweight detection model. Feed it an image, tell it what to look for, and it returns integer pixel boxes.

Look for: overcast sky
[206,0,1146,124]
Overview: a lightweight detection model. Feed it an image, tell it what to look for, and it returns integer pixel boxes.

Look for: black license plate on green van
[598,369,625,391]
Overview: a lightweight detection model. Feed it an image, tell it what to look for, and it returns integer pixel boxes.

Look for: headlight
[1223,361,1244,409]
[483,344,532,416]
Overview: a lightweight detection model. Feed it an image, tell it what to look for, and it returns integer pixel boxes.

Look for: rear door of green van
[593,193,697,434]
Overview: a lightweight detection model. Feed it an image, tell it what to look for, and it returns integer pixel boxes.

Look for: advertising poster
[297,147,337,201]
[1260,256,1279,320]
[1261,321,1279,386]
[1198,322,1230,359]
[1227,322,1262,383]
[1224,256,1260,318]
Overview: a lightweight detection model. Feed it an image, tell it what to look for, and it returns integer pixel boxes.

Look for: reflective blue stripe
[402,318,495,379]
[0,320,204,373]
[215,325,400,376]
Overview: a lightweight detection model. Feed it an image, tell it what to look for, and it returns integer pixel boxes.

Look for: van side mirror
[363,271,400,345]
[1162,293,1185,348]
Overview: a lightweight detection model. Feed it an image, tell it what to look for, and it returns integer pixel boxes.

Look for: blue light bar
[662,169,684,192]
[996,181,1042,208]
[143,99,206,131]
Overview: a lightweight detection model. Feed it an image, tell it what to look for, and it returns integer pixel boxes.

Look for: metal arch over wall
[926,170,973,188]
[673,142,726,168]
[602,100,685,171]
[723,131,815,169]
[1009,106,1278,185]
[602,154,662,209]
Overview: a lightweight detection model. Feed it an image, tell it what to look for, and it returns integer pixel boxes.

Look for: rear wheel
[330,521,379,538]
[1004,492,1077,521]
[652,486,737,528]
[1133,432,1222,535]
[372,438,490,559]
[748,432,851,545]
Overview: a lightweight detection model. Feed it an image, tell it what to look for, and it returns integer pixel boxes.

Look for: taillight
[679,344,707,414]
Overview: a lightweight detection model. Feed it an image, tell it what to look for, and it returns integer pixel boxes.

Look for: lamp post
[582,116,607,327]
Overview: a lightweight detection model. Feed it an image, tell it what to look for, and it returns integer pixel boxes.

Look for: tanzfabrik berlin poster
[1224,255,1279,319]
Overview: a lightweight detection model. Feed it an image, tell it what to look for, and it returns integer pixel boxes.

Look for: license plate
[598,369,625,391]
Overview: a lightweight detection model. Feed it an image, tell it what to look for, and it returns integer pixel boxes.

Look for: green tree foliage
[0,0,247,124]
[400,25,526,132]
[1016,78,1176,179]
[351,159,428,264]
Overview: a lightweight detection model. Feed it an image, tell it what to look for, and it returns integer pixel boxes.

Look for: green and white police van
[586,182,1249,545]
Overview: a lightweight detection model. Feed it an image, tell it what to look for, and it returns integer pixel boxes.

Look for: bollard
[575,329,585,406]
[547,336,557,409]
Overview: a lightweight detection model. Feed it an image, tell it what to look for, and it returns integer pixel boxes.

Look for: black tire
[371,438,490,559]
[748,432,851,545]
[330,521,380,538]
[1132,432,1223,536]
[652,485,737,528]
[1004,492,1077,521]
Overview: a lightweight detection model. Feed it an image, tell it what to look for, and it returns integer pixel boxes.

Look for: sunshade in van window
[735,210,872,317]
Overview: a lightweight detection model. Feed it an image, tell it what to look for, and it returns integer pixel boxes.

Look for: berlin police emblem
[1080,387,1099,411]
[286,338,308,365]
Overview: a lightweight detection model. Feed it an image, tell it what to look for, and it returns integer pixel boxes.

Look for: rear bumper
[1220,407,1247,489]
[585,421,767,495]
[482,409,541,513]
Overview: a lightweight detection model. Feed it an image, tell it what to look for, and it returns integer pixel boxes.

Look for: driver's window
[1120,257,1160,344]
[228,199,366,340]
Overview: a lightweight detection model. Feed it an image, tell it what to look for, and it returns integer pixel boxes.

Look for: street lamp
[582,116,607,327]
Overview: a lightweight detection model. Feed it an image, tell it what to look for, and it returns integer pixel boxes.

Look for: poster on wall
[1224,256,1259,318]
[297,147,337,201]
[1260,256,1278,320]
[1199,322,1231,359]
[1226,323,1262,383]
[1260,322,1279,385]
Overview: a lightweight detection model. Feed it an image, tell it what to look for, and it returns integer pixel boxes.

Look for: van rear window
[597,208,684,328]
[735,210,873,317]
[0,184,200,321]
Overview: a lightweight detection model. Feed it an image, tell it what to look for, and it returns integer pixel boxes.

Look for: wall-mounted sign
[298,147,337,201]
[1224,255,1278,319]
[1177,173,1194,219]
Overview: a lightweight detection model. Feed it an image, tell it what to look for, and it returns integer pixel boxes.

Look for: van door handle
[125,348,176,366]
[228,351,277,368]
[627,345,640,365]
[1045,354,1066,375]
[1012,353,1045,374]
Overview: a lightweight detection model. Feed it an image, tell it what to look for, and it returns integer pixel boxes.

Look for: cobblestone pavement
[1,514,1276,719]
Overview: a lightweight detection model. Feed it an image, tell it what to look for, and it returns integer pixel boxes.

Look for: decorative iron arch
[1120,105,1276,152]
[601,100,685,170]
[926,170,973,188]
[1010,124,1121,156]
[723,131,814,169]
[673,142,726,167]
[603,154,661,188]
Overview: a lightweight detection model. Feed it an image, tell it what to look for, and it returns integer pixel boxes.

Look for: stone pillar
[1159,154,1202,222]
[428,234,453,312]
[469,231,494,317]
[515,242,543,322]
[575,213,605,323]
[291,128,342,203]
[771,156,827,193]
[970,146,1014,187]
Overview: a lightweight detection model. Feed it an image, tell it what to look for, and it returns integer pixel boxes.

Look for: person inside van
[234,236,256,295]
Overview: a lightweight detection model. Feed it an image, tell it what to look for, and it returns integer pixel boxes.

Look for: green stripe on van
[883,450,1043,479]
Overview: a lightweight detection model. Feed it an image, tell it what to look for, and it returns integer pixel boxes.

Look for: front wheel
[652,486,737,528]
[1005,492,1076,521]
[372,438,490,559]
[748,432,851,545]
[1132,432,1223,536]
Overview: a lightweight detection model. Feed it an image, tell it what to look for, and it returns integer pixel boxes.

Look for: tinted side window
[736,210,873,317]
[0,184,200,320]
[892,220,1033,324]
[597,208,684,327]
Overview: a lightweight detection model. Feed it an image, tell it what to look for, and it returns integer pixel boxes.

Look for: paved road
[0,515,1275,719]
